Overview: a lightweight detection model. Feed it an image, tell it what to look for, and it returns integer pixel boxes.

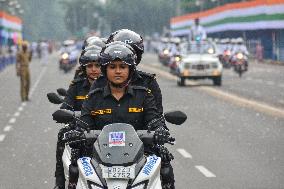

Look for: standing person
[36,40,42,59]
[16,41,32,102]
[189,18,207,42]
[40,40,49,66]
[53,49,102,189]
[256,41,263,63]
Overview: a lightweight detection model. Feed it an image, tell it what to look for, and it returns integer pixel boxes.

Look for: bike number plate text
[102,166,135,179]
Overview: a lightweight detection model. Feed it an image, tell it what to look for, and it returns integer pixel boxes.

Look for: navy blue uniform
[80,84,160,130]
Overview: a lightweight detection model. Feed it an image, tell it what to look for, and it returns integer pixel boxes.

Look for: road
[0,53,283,189]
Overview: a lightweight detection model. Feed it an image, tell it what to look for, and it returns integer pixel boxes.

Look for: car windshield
[185,42,216,54]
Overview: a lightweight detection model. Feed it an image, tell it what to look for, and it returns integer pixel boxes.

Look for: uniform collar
[82,78,90,89]
[103,84,134,98]
[131,71,142,82]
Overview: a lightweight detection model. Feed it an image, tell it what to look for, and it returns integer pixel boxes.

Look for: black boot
[161,162,175,189]
[53,175,65,189]
[54,131,66,189]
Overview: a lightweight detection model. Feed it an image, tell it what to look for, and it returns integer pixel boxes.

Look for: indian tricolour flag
[170,0,284,36]
[0,11,22,44]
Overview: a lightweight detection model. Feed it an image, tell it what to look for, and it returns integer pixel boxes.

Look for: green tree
[20,0,69,41]
[61,0,176,37]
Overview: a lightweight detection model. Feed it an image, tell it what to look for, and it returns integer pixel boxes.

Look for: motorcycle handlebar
[64,129,174,146]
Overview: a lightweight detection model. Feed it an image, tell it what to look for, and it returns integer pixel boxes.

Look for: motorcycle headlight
[237,53,243,59]
[62,53,69,59]
[175,56,181,62]
[163,49,169,55]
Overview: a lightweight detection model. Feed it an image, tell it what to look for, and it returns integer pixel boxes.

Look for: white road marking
[18,106,23,112]
[21,102,27,106]
[30,67,47,97]
[4,125,12,132]
[0,134,6,142]
[177,148,192,159]
[8,118,16,124]
[14,112,20,117]
[140,64,284,118]
[195,165,216,178]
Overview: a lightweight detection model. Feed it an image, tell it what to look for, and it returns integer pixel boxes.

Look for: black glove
[157,146,174,162]
[154,127,170,145]
[63,129,84,143]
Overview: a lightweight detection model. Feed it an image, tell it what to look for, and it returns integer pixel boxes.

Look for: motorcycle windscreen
[93,123,144,166]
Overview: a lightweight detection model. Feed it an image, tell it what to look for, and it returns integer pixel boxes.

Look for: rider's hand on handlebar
[154,127,170,145]
[63,130,84,142]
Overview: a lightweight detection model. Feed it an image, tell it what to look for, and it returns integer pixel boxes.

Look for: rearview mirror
[57,88,67,97]
[52,109,74,124]
[164,111,187,125]
[47,92,64,104]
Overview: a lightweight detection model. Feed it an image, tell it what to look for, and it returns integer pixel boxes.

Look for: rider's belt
[129,107,143,113]
[91,109,112,116]
[75,95,87,100]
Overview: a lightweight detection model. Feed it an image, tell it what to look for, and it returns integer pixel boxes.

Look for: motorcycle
[219,49,232,68]
[59,52,73,73]
[158,48,171,66]
[169,54,182,76]
[59,51,78,73]
[47,92,187,189]
[232,51,248,77]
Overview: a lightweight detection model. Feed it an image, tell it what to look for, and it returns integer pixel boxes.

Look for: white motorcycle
[48,92,187,189]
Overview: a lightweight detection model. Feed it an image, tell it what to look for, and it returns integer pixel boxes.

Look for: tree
[20,0,69,41]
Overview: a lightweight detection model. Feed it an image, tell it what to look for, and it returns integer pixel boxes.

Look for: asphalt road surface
[0,53,283,189]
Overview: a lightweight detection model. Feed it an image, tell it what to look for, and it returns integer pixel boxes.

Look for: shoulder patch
[132,86,152,94]
[138,71,156,79]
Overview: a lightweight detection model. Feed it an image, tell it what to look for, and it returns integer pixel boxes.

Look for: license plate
[102,166,135,179]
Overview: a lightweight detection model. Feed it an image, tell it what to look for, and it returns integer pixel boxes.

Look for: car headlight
[207,48,214,54]
[237,53,244,59]
[62,53,69,59]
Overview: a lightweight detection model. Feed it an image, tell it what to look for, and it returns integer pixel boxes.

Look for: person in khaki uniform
[16,41,32,101]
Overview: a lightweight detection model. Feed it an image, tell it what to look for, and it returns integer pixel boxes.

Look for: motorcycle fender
[132,155,162,189]
[62,145,71,181]
[77,157,103,187]
[105,179,128,189]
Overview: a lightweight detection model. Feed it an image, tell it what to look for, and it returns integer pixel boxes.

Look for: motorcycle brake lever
[167,137,175,145]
